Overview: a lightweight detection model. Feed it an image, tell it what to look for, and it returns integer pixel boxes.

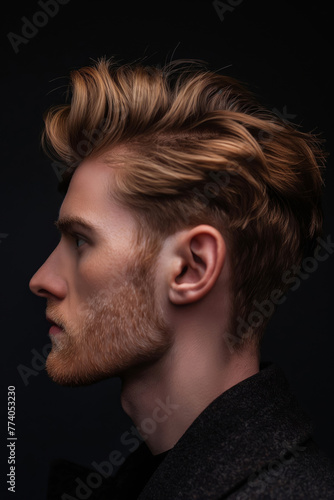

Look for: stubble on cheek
[45,263,172,386]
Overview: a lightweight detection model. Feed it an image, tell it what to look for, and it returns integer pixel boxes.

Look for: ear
[168,225,226,305]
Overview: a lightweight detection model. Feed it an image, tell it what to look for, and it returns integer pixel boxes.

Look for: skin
[29,155,260,455]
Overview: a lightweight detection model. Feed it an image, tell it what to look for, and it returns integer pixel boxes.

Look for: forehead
[59,157,136,234]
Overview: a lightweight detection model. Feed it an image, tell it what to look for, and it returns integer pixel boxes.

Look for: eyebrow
[54,216,97,235]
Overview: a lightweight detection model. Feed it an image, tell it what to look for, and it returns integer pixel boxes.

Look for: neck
[120,333,259,455]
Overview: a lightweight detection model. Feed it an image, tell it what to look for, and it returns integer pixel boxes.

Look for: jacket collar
[138,363,312,499]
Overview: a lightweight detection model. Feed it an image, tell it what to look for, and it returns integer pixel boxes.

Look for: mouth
[46,316,65,336]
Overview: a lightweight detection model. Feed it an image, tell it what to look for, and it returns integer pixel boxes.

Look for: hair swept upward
[42,57,326,349]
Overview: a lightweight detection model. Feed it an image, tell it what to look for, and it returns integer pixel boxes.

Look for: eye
[73,234,86,249]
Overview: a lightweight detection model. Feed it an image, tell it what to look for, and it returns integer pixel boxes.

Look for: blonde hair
[42,58,325,348]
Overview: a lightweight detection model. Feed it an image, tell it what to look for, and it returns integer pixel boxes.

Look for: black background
[1,1,333,499]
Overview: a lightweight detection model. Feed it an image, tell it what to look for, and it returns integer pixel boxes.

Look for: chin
[45,353,115,386]
[44,347,145,386]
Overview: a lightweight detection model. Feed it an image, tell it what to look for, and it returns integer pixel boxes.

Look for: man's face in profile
[29,158,170,385]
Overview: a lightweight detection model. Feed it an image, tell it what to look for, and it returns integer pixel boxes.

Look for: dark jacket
[47,363,334,499]
[135,363,334,499]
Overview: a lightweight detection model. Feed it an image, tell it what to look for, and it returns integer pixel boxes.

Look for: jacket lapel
[138,364,312,499]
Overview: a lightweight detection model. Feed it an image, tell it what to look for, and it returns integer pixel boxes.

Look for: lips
[46,316,62,328]
[46,316,64,335]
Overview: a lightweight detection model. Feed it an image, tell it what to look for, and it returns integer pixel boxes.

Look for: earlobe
[168,226,226,305]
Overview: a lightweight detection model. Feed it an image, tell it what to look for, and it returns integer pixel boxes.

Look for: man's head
[30,58,325,385]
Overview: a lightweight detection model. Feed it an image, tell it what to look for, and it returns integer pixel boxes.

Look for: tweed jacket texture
[47,363,334,499]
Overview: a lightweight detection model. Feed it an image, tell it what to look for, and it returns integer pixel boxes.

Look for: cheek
[72,247,129,303]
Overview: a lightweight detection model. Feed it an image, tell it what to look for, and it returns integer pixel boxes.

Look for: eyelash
[71,233,86,249]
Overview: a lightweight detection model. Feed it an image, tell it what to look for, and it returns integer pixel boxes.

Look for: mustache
[45,304,66,330]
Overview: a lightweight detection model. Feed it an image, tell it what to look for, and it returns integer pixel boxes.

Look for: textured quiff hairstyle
[42,57,325,350]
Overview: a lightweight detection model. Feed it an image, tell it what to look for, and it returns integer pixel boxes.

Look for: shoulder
[231,439,334,500]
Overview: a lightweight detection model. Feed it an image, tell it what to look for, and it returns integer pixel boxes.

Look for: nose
[29,247,67,300]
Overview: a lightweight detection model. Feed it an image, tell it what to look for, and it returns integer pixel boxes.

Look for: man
[29,58,334,499]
